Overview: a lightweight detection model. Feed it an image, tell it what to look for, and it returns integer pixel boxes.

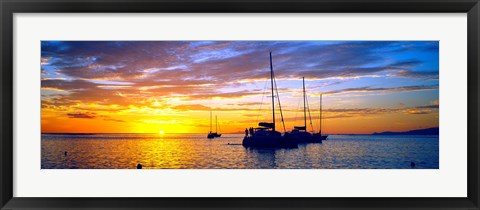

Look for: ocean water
[41,134,439,169]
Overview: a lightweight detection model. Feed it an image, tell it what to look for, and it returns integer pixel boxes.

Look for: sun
[159,130,165,135]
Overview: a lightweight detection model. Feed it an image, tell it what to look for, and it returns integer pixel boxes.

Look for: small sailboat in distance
[313,94,328,141]
[214,115,221,138]
[207,111,221,139]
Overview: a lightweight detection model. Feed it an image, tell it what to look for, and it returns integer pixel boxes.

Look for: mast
[273,74,287,133]
[215,115,218,133]
[210,111,212,133]
[303,77,307,131]
[319,94,323,135]
[270,52,275,132]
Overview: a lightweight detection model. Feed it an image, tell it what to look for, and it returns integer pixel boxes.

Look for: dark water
[41,134,439,169]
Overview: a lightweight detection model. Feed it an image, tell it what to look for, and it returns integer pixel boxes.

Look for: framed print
[1,0,479,209]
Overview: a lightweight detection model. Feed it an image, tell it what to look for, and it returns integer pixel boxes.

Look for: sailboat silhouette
[207,111,221,139]
[313,94,328,141]
[284,77,325,143]
[242,52,297,148]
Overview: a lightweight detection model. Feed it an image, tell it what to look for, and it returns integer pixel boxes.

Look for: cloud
[186,90,263,100]
[403,109,431,115]
[171,104,252,111]
[101,116,125,122]
[230,102,263,106]
[41,41,439,120]
[66,111,125,122]
[41,57,52,65]
[172,104,211,111]
[401,103,439,115]
[42,79,90,91]
[392,69,438,79]
[67,112,96,119]
[324,85,438,96]
[41,41,439,86]
[242,113,261,117]
[415,105,439,109]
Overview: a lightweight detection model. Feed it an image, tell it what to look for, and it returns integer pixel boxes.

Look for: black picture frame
[1,0,479,209]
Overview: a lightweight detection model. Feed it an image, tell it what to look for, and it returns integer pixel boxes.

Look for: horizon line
[41,127,439,135]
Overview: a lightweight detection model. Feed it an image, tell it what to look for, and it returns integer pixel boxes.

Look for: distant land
[372,127,439,135]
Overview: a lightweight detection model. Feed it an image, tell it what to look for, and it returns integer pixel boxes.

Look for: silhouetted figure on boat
[245,128,248,137]
[137,164,143,169]
[249,127,254,136]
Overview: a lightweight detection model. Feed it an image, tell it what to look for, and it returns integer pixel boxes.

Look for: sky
[41,41,439,134]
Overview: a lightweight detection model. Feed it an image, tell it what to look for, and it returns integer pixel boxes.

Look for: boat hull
[207,133,221,139]
[285,132,325,144]
[314,134,328,140]
[242,136,297,148]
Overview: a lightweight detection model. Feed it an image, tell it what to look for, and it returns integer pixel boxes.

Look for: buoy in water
[410,162,415,168]
[137,164,142,169]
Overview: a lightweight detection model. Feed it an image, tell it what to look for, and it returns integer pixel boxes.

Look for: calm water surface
[41,134,439,169]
